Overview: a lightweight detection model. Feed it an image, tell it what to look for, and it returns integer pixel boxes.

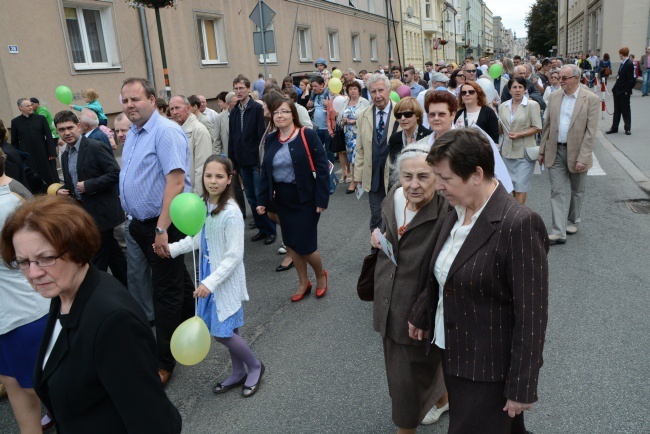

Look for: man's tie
[376,110,385,142]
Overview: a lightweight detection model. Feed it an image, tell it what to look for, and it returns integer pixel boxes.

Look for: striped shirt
[119,110,191,221]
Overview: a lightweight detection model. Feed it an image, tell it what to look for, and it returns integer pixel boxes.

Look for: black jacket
[388,124,432,163]
[86,128,114,155]
[34,265,182,434]
[612,59,636,95]
[1,140,29,187]
[228,97,265,169]
[258,127,330,209]
[61,137,124,232]
[454,106,500,143]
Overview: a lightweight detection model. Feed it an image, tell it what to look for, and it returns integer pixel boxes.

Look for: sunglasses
[465,69,477,73]
[457,74,465,78]
[460,89,476,96]
[395,111,415,119]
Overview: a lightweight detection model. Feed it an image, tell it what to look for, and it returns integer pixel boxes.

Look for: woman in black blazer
[454,81,500,143]
[0,196,181,434]
[257,97,330,303]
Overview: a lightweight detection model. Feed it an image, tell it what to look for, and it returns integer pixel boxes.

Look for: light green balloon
[55,86,73,105]
[489,64,503,80]
[389,91,400,103]
[170,316,211,366]
[170,192,207,236]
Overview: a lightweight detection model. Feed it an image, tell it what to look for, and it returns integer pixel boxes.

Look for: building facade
[0,0,397,123]
[482,2,494,58]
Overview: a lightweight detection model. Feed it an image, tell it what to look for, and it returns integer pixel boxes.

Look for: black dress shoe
[264,234,276,245]
[248,221,258,229]
[625,130,631,135]
[242,364,265,398]
[251,232,265,242]
[213,374,247,394]
[275,261,294,272]
[605,129,618,134]
[346,188,355,194]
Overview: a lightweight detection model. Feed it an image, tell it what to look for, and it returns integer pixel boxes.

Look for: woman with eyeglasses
[387,97,431,189]
[498,77,543,204]
[454,81,500,143]
[341,81,370,193]
[447,69,466,97]
[0,195,182,433]
[257,98,330,303]
[543,71,562,104]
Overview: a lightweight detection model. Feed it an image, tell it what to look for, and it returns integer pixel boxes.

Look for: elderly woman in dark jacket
[371,142,449,431]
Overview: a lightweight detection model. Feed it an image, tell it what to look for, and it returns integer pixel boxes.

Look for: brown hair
[345,81,362,95]
[269,97,302,130]
[1,195,101,267]
[0,148,5,176]
[201,155,235,216]
[427,129,495,181]
[619,47,629,56]
[424,90,458,115]
[393,96,424,125]
[83,88,99,101]
[0,119,7,142]
[458,81,487,108]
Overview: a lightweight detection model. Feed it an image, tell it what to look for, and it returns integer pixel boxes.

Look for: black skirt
[274,182,320,255]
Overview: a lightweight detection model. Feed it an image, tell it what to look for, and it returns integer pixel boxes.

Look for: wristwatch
[155,227,167,235]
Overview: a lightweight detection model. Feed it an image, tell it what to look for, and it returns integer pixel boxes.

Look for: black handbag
[329,122,347,153]
[356,252,377,301]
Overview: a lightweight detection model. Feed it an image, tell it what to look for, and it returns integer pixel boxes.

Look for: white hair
[389,141,432,186]
[561,64,582,78]
[80,108,99,127]
[366,73,390,90]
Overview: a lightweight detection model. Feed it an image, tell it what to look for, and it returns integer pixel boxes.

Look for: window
[328,30,340,61]
[63,5,118,70]
[352,33,361,61]
[370,36,378,61]
[257,23,277,63]
[368,0,375,13]
[197,16,227,64]
[297,26,312,62]
[425,0,431,18]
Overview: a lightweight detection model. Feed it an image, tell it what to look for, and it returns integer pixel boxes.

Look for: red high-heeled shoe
[290,281,312,302]
[316,270,328,298]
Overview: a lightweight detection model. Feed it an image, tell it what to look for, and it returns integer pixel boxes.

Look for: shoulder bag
[299,127,338,195]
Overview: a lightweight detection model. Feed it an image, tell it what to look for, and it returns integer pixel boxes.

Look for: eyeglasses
[465,69,477,73]
[11,252,66,270]
[456,74,465,78]
[273,109,292,117]
[427,112,450,119]
[460,89,476,96]
[395,111,415,119]
[558,75,576,81]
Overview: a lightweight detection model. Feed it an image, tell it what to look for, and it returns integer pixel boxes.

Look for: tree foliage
[525,0,558,56]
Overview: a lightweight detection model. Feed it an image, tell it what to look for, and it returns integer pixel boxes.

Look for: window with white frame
[425,0,431,18]
[370,36,378,61]
[257,24,278,63]
[352,33,361,61]
[297,26,313,61]
[328,30,340,61]
[197,15,228,64]
[63,5,118,70]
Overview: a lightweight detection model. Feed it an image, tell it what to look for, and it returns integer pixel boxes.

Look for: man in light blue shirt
[252,73,266,95]
[307,76,335,162]
[119,77,194,384]
[404,67,425,97]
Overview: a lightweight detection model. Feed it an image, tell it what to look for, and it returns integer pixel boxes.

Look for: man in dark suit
[606,46,636,135]
[54,110,127,287]
[79,108,114,154]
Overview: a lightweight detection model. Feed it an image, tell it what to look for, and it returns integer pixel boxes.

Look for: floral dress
[343,102,362,164]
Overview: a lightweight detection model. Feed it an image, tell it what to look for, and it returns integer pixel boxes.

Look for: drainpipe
[138,7,156,88]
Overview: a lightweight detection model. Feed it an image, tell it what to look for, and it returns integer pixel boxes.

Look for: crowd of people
[0,44,637,432]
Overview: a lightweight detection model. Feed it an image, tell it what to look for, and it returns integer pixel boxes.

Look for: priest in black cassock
[10,98,59,189]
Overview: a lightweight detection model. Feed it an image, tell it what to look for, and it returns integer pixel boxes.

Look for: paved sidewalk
[598,86,650,194]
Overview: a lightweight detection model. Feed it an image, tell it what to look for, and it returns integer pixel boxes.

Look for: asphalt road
[1,133,648,433]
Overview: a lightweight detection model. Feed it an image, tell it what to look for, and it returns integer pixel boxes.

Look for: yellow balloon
[47,183,64,196]
[331,69,343,79]
[328,77,343,94]
[170,316,211,366]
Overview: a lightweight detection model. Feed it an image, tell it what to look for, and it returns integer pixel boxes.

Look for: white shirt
[374,104,391,126]
[558,86,580,143]
[393,187,417,241]
[432,181,499,349]
[43,318,63,369]
[505,95,529,124]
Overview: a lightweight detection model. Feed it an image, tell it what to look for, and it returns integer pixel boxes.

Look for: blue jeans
[316,128,337,163]
[239,165,276,235]
[642,70,650,95]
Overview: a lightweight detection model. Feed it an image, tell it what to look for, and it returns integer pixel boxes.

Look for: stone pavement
[598,84,650,194]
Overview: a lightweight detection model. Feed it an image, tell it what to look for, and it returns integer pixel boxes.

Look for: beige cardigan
[498,96,542,159]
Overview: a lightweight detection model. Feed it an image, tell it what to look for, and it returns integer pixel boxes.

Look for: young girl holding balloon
[168,155,265,397]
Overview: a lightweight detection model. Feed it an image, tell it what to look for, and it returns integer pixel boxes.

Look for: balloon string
[192,246,197,317]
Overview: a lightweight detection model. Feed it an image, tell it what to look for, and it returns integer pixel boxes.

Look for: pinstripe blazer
[409,183,549,403]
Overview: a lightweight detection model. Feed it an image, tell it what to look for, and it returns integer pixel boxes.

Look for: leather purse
[356,252,377,301]
[524,145,540,162]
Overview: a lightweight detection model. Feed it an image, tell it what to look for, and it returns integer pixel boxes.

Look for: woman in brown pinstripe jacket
[409,128,549,434]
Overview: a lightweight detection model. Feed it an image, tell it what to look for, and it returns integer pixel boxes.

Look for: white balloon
[476,77,497,103]
[332,95,348,114]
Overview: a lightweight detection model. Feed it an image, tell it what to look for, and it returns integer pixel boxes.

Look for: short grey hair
[225,91,236,103]
[561,64,582,78]
[346,68,356,75]
[80,108,99,127]
[17,98,29,107]
[366,73,390,91]
[171,95,190,105]
[114,112,129,124]
[390,142,433,186]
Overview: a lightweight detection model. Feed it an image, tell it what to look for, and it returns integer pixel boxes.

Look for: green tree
[525,0,558,56]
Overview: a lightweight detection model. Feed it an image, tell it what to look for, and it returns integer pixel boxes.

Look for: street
[1,100,649,433]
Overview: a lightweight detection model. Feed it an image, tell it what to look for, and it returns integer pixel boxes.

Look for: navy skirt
[0,314,48,388]
[274,182,320,256]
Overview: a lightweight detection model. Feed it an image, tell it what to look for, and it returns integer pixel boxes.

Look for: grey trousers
[125,218,155,321]
[548,145,587,237]
[369,189,386,232]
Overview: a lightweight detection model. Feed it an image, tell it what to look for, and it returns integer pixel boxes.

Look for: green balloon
[55,86,73,105]
[489,64,503,80]
[389,91,400,103]
[170,193,207,236]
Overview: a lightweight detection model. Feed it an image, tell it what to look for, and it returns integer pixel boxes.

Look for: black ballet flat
[212,374,247,394]
[275,261,294,272]
[242,364,265,398]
